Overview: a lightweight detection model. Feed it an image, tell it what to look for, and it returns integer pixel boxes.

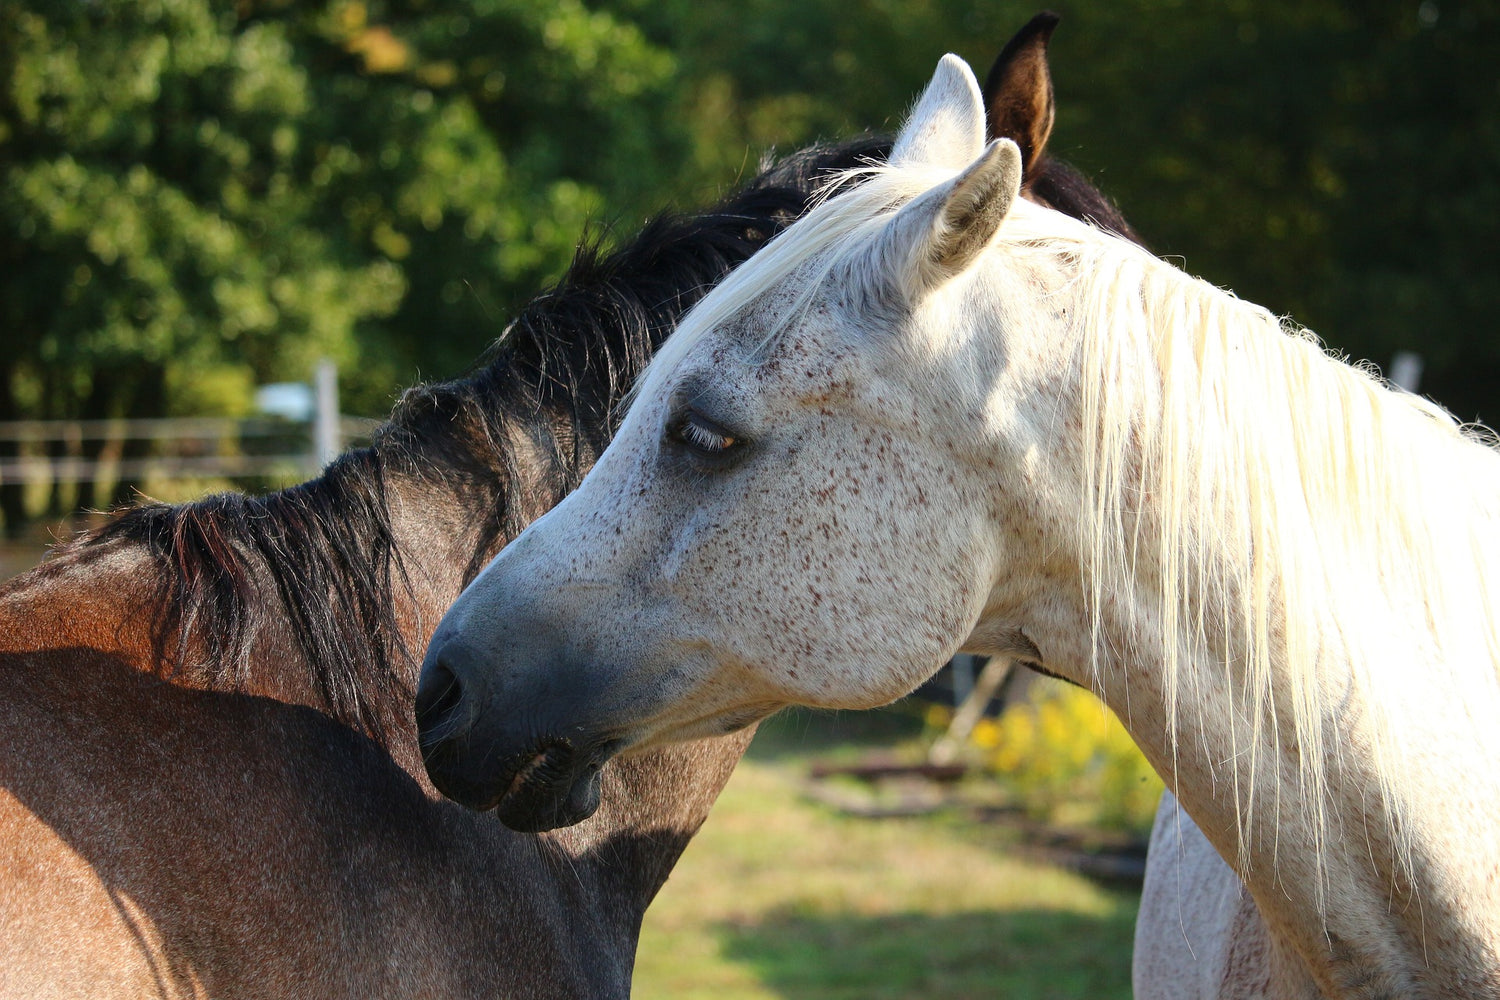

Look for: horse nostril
[415,657,468,742]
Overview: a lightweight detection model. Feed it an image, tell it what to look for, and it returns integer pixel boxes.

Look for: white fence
[0,414,379,484]
[0,361,378,488]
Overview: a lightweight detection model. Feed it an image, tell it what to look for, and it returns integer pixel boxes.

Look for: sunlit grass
[635,713,1138,1000]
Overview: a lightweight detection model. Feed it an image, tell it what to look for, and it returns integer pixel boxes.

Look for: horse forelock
[631,163,942,405]
[631,155,1098,399]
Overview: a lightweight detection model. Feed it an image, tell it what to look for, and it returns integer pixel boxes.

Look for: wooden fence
[0,414,379,484]
[0,360,377,491]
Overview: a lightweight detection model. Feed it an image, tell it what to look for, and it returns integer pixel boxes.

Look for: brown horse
[0,15,1126,998]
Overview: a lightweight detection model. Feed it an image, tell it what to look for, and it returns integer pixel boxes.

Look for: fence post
[1389,351,1423,393]
[313,358,341,468]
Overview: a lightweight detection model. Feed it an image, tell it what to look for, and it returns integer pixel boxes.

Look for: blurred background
[1,1,1496,995]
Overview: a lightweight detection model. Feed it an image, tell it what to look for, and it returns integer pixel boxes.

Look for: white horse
[419,55,1500,997]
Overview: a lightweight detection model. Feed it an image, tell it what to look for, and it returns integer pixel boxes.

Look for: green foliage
[0,0,684,430]
[2,0,1497,531]
[1044,0,1500,420]
[0,1,401,419]
[289,0,685,396]
[164,362,255,417]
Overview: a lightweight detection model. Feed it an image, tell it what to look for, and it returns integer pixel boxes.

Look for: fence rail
[0,415,381,483]
[0,415,379,441]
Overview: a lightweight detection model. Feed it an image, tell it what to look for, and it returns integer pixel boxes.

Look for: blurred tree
[1043,0,1500,422]
[1,0,1495,535]
[0,0,680,532]
[302,0,681,387]
[0,1,405,524]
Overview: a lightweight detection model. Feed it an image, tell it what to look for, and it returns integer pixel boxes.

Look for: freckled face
[548,293,1005,721]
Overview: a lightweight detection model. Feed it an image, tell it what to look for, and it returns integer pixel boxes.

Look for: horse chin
[492,745,608,833]
[494,769,601,832]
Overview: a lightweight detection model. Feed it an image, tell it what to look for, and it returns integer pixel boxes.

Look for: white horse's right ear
[890,54,987,170]
[878,138,1022,298]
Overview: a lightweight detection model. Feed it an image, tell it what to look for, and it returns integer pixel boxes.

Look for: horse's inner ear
[889,54,987,170]
[881,139,1023,299]
[981,11,1060,176]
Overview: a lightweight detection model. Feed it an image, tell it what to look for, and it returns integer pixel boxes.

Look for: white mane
[1046,205,1500,892]
[642,156,1500,898]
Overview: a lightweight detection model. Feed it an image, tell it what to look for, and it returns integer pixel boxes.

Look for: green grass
[633,709,1138,999]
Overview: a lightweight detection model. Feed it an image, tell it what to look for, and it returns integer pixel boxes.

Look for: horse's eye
[669,410,738,457]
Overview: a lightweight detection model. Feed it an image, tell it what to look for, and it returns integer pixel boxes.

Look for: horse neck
[991,241,1500,994]
[1085,599,1500,996]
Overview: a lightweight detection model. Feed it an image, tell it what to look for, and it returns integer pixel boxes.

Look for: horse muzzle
[414,636,618,832]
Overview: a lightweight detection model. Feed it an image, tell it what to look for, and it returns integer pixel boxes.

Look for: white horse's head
[414,55,1090,831]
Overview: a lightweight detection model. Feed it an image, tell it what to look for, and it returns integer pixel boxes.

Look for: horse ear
[880,138,1023,296]
[890,54,986,170]
[981,11,1060,177]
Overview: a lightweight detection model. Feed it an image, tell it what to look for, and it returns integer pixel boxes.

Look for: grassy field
[634,710,1139,999]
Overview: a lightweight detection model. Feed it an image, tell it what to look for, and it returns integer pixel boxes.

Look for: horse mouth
[492,741,610,833]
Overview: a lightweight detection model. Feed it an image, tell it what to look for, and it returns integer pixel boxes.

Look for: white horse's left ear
[880,138,1023,297]
[890,54,987,169]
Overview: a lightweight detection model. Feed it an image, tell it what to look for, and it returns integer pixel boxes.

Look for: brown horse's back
[2,645,363,996]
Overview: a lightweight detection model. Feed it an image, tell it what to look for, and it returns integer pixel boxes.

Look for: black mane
[83,136,890,738]
[1028,155,1143,247]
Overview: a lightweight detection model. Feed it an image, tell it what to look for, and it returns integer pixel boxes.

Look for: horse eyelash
[679,414,735,453]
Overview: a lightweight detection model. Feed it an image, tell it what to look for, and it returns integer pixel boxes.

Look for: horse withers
[421,52,1500,999]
